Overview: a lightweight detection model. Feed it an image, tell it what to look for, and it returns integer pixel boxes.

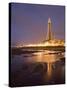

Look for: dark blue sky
[11,3,65,46]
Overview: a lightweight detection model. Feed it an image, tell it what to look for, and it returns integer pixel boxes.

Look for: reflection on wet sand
[28,50,64,77]
[11,50,65,87]
[47,63,52,79]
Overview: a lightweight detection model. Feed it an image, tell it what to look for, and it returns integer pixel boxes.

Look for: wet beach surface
[10,50,65,87]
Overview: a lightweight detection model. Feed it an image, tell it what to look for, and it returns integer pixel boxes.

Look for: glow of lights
[22,40,64,47]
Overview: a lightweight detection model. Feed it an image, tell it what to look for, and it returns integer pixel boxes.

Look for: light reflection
[47,63,52,78]
[33,51,56,78]
[32,50,64,78]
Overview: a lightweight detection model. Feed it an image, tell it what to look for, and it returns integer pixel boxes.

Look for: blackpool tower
[46,18,52,41]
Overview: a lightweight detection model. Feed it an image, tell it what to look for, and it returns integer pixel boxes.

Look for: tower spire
[46,18,52,41]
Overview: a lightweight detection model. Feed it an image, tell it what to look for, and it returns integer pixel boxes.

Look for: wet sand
[10,58,65,87]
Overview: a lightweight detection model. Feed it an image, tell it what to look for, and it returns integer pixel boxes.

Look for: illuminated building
[18,18,64,47]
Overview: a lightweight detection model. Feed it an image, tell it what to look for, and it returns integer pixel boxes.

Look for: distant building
[22,18,64,47]
[42,18,64,46]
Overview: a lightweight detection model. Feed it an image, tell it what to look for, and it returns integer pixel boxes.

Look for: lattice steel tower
[46,18,52,41]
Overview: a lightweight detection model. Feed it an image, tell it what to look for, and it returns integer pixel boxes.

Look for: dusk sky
[11,3,65,46]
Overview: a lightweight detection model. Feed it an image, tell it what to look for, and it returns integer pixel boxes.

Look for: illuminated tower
[46,18,52,41]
